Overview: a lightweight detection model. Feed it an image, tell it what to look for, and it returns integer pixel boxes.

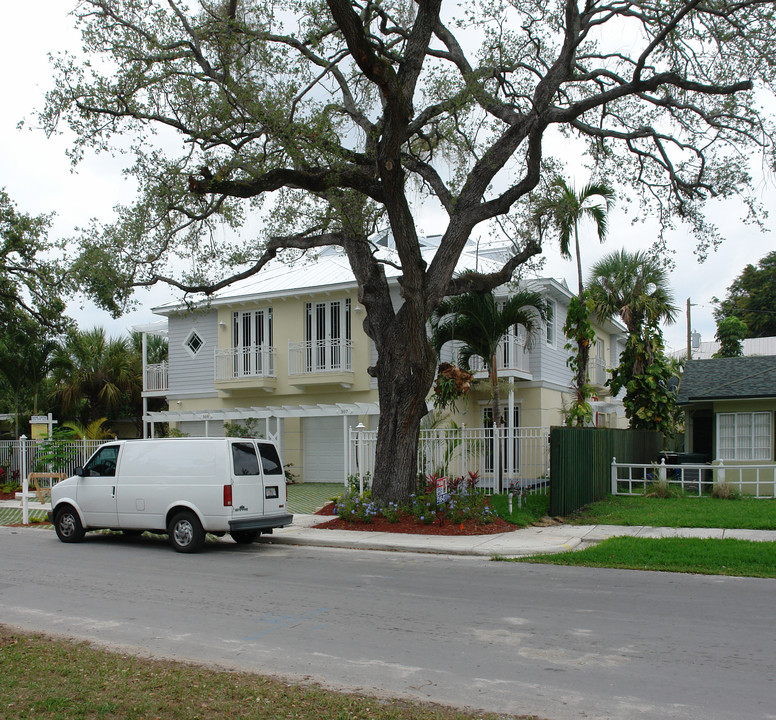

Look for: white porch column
[142,397,148,439]
[343,415,349,486]
[141,332,148,438]
[507,380,515,478]
[20,436,29,525]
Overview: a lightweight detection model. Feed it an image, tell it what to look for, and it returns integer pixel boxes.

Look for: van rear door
[257,442,287,515]
[229,441,264,517]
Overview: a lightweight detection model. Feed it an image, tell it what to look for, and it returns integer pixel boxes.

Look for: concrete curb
[3,500,775,557]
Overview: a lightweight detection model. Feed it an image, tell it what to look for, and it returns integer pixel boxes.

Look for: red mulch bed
[314,501,515,536]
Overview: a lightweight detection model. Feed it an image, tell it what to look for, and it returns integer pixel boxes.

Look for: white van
[49,437,293,552]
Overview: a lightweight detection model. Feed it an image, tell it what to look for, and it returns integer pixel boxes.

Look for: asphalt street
[1,526,774,720]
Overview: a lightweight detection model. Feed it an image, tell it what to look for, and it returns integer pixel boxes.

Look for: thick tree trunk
[576,335,590,396]
[369,314,437,505]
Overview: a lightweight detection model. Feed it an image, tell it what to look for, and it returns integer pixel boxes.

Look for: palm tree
[430,288,549,426]
[586,249,678,336]
[61,418,114,440]
[534,177,614,413]
[49,328,138,425]
[587,250,679,433]
[537,177,615,297]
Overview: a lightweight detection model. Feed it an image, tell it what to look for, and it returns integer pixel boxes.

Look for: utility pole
[686,298,692,360]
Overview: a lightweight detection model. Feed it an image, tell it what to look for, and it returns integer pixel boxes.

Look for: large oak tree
[0,189,70,332]
[42,0,776,502]
[714,251,776,338]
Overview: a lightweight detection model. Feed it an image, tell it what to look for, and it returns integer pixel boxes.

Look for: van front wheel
[54,506,85,543]
[231,530,259,545]
[168,511,205,553]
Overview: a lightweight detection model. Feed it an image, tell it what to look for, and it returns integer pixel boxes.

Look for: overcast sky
[2,2,774,355]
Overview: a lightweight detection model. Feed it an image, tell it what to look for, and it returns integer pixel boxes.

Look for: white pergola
[146,401,380,430]
[144,402,381,482]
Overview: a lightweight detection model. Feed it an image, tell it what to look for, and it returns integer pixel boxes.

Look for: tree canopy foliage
[41,0,776,501]
[0,311,59,437]
[713,315,748,357]
[0,189,70,332]
[714,251,776,339]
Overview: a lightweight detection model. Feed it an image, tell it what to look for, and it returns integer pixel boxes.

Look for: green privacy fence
[549,427,663,516]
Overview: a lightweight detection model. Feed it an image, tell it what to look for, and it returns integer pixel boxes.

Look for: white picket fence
[348,425,550,494]
[611,458,776,498]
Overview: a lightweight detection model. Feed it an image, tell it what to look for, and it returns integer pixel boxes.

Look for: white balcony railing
[288,339,353,375]
[144,361,168,392]
[215,346,276,381]
[468,334,530,374]
[589,358,608,387]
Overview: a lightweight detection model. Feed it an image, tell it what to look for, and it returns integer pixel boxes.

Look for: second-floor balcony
[468,334,531,377]
[288,339,354,387]
[215,345,277,391]
[589,357,609,388]
[144,361,168,394]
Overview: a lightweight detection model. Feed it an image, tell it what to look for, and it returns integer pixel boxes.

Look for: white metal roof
[153,240,506,315]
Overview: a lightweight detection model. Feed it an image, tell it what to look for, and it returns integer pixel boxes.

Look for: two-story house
[139,235,627,483]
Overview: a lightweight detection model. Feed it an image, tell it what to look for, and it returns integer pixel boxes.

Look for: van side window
[232,442,260,476]
[258,443,283,475]
[84,445,119,477]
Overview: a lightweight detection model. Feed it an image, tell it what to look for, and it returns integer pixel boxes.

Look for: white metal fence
[0,438,108,487]
[349,425,550,494]
[611,458,776,498]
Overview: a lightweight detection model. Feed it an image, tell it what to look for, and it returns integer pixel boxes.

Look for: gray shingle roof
[677,356,776,404]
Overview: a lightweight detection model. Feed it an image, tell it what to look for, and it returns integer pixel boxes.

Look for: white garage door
[303,416,345,483]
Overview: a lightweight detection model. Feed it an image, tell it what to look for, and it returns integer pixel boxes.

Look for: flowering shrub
[409,492,440,524]
[379,500,402,523]
[334,488,379,523]
[333,471,493,527]
[410,471,493,526]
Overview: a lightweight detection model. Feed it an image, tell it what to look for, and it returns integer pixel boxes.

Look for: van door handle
[112,486,116,498]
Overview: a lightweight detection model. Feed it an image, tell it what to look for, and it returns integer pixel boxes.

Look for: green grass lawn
[512,536,776,578]
[565,494,776,530]
[0,626,539,720]
[489,492,550,526]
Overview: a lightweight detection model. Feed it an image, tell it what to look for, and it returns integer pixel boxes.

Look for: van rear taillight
[223,485,233,507]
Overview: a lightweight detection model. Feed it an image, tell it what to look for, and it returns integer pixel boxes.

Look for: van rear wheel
[231,530,259,545]
[168,511,205,553]
[54,506,85,543]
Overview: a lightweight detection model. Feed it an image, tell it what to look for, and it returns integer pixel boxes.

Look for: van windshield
[232,442,260,476]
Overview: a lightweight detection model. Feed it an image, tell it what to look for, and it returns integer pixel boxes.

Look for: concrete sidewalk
[6,496,775,557]
[258,512,776,557]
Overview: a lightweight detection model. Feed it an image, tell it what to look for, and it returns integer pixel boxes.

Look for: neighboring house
[677,356,776,462]
[139,235,627,483]
[679,334,776,360]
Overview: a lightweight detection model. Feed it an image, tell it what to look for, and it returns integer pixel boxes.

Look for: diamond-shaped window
[185,330,205,356]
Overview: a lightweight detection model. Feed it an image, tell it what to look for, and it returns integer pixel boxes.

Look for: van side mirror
[74,467,85,477]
